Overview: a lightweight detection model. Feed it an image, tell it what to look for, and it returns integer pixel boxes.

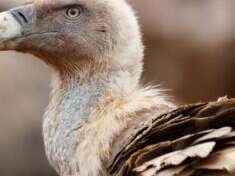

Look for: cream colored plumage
[0,0,235,176]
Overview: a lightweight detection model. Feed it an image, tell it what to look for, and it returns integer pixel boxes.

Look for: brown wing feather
[108,99,235,176]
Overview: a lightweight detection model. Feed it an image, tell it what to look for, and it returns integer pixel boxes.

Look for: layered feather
[109,99,235,176]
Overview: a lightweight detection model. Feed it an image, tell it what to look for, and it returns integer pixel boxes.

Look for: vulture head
[0,0,143,80]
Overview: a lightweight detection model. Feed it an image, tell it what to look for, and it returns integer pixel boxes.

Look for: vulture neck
[43,63,143,175]
[49,65,139,122]
[43,61,174,175]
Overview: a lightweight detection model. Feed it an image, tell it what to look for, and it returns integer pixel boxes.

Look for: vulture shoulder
[109,99,235,176]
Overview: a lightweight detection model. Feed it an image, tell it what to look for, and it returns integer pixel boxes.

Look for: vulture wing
[109,99,235,176]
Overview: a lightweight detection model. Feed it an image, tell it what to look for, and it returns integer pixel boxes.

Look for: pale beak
[0,4,33,50]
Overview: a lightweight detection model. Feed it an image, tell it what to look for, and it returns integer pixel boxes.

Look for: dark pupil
[70,9,77,15]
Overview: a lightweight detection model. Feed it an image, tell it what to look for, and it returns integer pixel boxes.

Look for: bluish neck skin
[43,67,140,175]
[43,78,104,175]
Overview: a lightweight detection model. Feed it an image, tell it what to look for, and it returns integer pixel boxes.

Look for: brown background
[1,0,235,175]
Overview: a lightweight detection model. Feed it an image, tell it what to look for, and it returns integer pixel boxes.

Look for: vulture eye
[66,7,81,18]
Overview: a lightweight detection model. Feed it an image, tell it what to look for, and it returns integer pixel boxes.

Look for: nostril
[17,11,28,24]
[9,5,33,34]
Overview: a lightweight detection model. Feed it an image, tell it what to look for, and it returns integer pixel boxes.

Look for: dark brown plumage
[109,99,235,176]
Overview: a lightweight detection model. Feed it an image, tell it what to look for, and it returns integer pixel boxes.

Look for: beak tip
[0,11,22,45]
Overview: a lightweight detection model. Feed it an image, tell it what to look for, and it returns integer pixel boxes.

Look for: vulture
[0,0,235,176]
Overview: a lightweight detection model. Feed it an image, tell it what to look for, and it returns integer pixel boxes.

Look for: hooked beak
[0,4,33,50]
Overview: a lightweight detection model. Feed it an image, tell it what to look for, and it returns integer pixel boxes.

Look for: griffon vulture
[0,0,235,176]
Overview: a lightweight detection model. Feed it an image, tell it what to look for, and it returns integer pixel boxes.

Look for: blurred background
[1,0,235,175]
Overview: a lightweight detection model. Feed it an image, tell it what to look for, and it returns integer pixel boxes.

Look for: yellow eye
[66,7,81,18]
